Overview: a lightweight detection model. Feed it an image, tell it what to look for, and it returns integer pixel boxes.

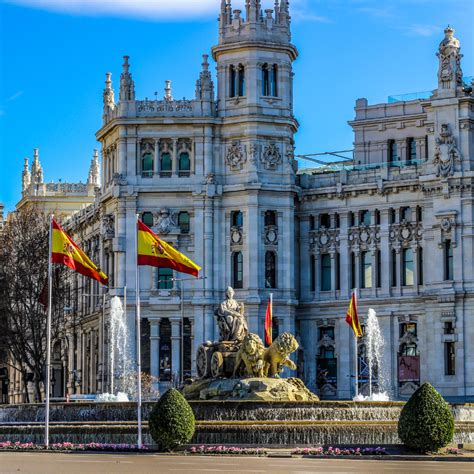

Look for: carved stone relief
[389,222,423,245]
[226,142,246,170]
[433,124,462,177]
[154,208,178,235]
[261,142,282,170]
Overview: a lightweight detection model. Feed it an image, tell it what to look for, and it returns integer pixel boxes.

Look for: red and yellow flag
[264,296,273,346]
[345,291,362,338]
[137,220,201,277]
[51,218,108,286]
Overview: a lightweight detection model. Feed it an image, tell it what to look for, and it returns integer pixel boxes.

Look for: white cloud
[7,91,24,102]
[5,0,330,22]
[4,0,218,19]
[402,24,440,37]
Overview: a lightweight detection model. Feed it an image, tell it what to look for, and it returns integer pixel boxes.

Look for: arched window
[178,211,190,233]
[238,64,245,97]
[142,152,153,177]
[178,152,190,176]
[232,251,243,289]
[141,212,154,227]
[262,63,278,97]
[230,65,237,98]
[158,267,173,290]
[231,211,243,228]
[265,251,277,289]
[160,152,172,175]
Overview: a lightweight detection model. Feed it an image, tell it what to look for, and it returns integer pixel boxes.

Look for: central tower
[211,1,300,340]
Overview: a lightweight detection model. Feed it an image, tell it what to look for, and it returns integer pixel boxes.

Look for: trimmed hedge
[149,388,195,451]
[398,382,454,453]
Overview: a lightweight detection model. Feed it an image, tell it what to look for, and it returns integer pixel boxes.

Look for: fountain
[0,291,473,446]
[354,309,389,402]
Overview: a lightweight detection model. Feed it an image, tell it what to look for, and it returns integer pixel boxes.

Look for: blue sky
[0,0,472,212]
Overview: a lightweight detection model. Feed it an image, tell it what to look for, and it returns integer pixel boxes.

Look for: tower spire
[88,149,101,187]
[119,56,135,101]
[103,72,116,121]
[31,148,44,185]
[22,157,31,191]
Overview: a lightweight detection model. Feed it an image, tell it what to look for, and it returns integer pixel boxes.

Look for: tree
[0,206,67,402]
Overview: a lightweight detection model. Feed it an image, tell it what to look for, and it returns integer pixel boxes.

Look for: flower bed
[292,446,387,456]
[0,441,148,452]
[187,445,267,456]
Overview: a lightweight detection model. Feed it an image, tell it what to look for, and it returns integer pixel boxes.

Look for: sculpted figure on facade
[155,208,177,234]
[214,286,248,342]
[433,123,461,177]
[101,214,115,240]
[437,26,463,89]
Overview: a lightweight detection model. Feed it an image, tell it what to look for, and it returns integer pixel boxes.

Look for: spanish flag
[51,218,108,286]
[345,291,362,338]
[137,220,201,277]
[264,295,273,346]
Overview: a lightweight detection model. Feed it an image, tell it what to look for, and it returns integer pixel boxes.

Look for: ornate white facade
[11,4,473,402]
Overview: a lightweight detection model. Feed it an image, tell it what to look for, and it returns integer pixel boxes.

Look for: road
[0,452,472,474]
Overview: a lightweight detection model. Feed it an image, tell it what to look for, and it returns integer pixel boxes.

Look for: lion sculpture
[263,332,299,378]
[233,333,265,378]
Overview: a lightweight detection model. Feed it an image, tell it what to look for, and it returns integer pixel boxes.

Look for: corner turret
[22,157,31,192]
[103,72,116,123]
[436,26,463,98]
[30,148,44,185]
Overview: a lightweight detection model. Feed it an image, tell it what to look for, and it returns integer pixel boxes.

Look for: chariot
[196,340,242,379]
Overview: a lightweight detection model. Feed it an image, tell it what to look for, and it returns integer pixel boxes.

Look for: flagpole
[44,214,54,448]
[353,288,359,399]
[135,214,143,447]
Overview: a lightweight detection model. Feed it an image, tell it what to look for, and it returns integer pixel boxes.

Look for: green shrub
[398,382,454,453]
[148,388,196,451]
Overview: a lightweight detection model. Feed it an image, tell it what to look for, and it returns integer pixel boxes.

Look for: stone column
[397,140,407,165]
[330,251,337,299]
[300,216,311,302]
[150,319,161,390]
[190,319,196,377]
[154,139,160,174]
[118,138,127,175]
[170,318,181,381]
[413,246,419,292]
[172,139,178,176]
[354,251,361,291]
[380,209,391,295]
[314,251,321,301]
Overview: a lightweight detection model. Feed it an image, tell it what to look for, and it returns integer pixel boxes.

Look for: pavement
[0,453,473,474]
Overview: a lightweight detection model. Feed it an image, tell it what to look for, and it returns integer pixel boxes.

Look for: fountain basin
[0,401,473,446]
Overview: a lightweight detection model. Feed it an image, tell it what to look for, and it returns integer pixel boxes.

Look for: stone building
[8,2,474,402]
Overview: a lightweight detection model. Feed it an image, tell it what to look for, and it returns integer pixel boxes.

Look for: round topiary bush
[398,382,454,453]
[148,388,196,451]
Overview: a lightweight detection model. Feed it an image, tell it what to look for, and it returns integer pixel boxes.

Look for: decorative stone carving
[226,142,246,169]
[348,225,380,249]
[247,143,258,165]
[214,287,248,343]
[101,214,115,240]
[389,222,423,245]
[437,26,463,90]
[154,208,177,234]
[205,173,215,184]
[230,225,243,246]
[140,140,154,155]
[264,226,278,246]
[433,124,462,177]
[112,173,127,186]
[261,142,282,169]
[310,229,340,253]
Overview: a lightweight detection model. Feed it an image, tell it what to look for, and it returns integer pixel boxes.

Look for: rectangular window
[445,342,455,375]
[444,322,455,334]
[351,252,356,289]
[361,251,372,288]
[444,240,453,280]
[360,210,371,226]
[231,211,243,228]
[391,249,397,287]
[310,255,316,291]
[319,213,330,229]
[425,135,429,160]
[388,140,398,166]
[376,249,382,288]
[389,208,396,224]
[401,207,412,222]
[349,212,355,227]
[334,213,340,228]
[309,215,315,231]
[374,209,380,225]
[402,248,414,286]
[416,206,423,222]
[158,268,173,290]
[321,254,331,291]
[407,137,416,164]
[265,210,277,226]
[335,252,341,291]
[418,247,423,285]
[232,252,244,289]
